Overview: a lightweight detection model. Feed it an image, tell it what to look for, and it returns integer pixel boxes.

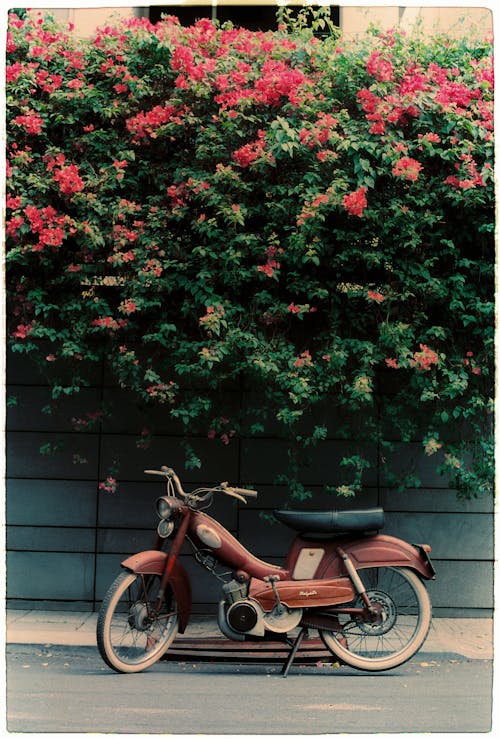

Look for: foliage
[5,8,494,498]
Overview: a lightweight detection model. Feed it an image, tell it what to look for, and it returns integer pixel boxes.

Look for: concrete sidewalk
[5,610,494,660]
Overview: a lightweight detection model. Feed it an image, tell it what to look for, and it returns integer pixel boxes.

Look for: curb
[6,612,494,661]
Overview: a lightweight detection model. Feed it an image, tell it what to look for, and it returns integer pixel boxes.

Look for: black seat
[273,508,384,534]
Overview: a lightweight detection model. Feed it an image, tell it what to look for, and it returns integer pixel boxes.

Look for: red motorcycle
[97,466,435,674]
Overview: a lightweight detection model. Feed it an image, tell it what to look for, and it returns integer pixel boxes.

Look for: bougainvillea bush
[5,8,494,498]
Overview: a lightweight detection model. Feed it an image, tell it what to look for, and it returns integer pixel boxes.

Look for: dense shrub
[5,8,494,498]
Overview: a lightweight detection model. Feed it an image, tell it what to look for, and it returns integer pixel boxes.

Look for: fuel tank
[188,510,288,580]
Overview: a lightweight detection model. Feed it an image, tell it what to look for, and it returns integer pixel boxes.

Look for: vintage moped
[97,465,435,674]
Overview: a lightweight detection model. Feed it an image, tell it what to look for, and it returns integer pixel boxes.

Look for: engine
[218,578,302,639]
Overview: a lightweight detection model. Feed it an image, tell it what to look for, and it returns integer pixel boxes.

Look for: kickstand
[281,627,307,678]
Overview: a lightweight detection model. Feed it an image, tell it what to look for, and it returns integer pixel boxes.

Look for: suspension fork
[154,509,192,611]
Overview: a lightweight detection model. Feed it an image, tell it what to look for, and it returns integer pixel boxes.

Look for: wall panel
[5,350,494,616]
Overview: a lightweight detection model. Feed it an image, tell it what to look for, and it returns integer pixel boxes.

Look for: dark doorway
[148,4,339,33]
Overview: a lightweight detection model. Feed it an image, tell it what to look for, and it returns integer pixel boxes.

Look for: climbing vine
[6,8,494,498]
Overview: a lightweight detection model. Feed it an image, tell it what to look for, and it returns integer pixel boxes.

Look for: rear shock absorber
[336,547,376,613]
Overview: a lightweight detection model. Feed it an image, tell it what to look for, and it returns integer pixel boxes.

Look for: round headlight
[157,519,174,538]
[156,496,173,519]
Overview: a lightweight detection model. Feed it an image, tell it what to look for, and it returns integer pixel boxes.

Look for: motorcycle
[97,465,435,675]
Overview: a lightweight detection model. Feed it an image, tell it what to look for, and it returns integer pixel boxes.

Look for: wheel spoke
[97,571,179,673]
[319,566,431,671]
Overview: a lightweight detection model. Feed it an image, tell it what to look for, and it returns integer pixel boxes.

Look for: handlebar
[220,482,258,498]
[144,467,257,504]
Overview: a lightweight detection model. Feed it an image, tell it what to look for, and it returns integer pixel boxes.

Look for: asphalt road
[6,644,494,734]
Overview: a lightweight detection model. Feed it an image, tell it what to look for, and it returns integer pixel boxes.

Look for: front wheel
[97,570,179,673]
[319,566,431,672]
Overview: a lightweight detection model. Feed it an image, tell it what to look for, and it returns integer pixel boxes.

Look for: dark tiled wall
[6,351,493,615]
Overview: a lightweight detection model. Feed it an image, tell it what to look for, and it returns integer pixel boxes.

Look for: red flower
[257,260,280,278]
[385,358,399,369]
[53,164,84,196]
[342,186,367,217]
[232,132,266,167]
[6,216,24,237]
[125,104,180,140]
[367,290,385,303]
[6,195,22,209]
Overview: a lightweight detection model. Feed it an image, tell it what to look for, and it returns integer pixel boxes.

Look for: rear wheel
[97,570,179,673]
[319,566,431,671]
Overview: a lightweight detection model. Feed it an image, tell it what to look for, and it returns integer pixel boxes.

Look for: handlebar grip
[219,481,257,498]
[232,487,258,498]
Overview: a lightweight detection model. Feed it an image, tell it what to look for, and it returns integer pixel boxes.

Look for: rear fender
[121,550,191,633]
[317,534,436,581]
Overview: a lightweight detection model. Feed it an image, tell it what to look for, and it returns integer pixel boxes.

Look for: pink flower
[411,344,439,371]
[392,157,422,182]
[366,51,394,82]
[294,350,313,368]
[121,300,137,314]
[13,323,34,339]
[367,290,385,303]
[311,193,329,208]
[99,477,117,494]
[420,132,441,144]
[12,111,44,135]
[92,317,128,330]
[385,358,399,369]
[67,78,84,89]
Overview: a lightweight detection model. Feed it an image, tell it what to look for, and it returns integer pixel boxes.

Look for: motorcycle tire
[319,566,431,672]
[97,570,179,673]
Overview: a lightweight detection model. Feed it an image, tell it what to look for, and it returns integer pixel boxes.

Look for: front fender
[121,550,191,633]
[318,534,436,581]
